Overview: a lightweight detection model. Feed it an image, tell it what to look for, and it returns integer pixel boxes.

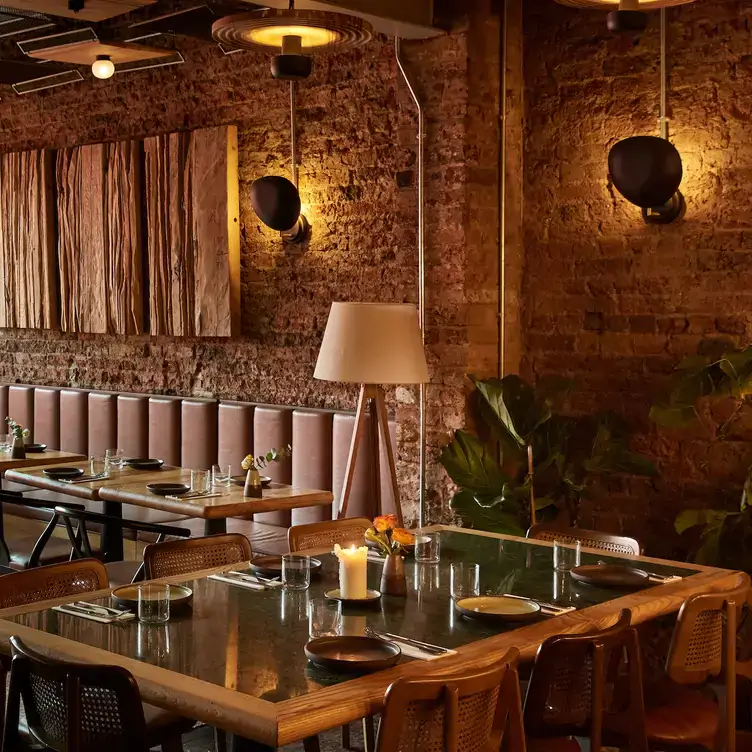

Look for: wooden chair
[288,518,372,552]
[524,609,648,752]
[527,522,641,556]
[143,533,252,580]
[642,575,750,752]
[375,647,526,752]
[2,635,188,752]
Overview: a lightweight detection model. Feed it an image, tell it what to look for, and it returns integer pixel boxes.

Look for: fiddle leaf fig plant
[440,375,656,536]
[651,339,752,569]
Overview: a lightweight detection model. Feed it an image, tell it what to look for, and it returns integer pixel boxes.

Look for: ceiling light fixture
[91,54,114,79]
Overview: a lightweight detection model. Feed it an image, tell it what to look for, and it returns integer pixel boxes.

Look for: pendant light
[608,8,685,224]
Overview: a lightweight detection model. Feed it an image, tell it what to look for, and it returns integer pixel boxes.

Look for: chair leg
[302,736,321,752]
[341,723,351,749]
[215,727,228,752]
[362,716,376,752]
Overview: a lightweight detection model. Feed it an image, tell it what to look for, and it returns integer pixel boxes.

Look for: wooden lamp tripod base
[337,384,402,526]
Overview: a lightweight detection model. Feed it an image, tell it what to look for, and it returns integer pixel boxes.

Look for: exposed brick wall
[523,0,752,555]
[0,4,504,524]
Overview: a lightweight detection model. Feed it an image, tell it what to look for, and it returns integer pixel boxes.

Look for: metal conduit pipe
[395,36,427,528]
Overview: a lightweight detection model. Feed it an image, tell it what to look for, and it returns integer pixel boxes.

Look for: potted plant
[365,515,415,595]
[651,339,752,569]
[439,375,656,536]
[6,418,30,460]
[240,445,292,498]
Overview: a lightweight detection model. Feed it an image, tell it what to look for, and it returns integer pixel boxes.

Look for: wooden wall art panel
[56,141,143,334]
[144,125,240,337]
[0,150,57,329]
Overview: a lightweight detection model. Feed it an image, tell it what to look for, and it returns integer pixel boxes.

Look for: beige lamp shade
[314,302,429,385]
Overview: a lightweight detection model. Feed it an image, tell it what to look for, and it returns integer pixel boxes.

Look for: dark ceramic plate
[43,467,84,479]
[570,563,649,589]
[324,588,382,606]
[146,483,190,496]
[25,444,47,453]
[111,584,193,611]
[455,596,541,623]
[125,458,164,470]
[305,636,401,674]
[249,555,322,577]
[231,475,272,487]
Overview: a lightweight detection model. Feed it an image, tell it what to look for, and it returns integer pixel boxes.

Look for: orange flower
[373,514,399,532]
[391,528,415,546]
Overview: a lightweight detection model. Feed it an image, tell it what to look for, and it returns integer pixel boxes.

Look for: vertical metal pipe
[659,7,668,140]
[290,80,299,187]
[499,0,508,377]
[395,37,427,528]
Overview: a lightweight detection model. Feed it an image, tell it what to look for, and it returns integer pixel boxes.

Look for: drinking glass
[553,539,581,572]
[282,554,311,591]
[138,583,170,624]
[450,563,480,599]
[89,456,108,477]
[415,533,440,563]
[190,469,210,494]
[0,433,10,452]
[211,464,232,489]
[308,598,342,638]
[105,448,124,469]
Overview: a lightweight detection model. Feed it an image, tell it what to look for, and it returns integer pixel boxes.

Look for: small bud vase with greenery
[240,445,292,498]
[6,418,29,460]
[366,515,415,596]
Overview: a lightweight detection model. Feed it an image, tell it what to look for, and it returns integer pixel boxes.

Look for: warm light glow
[91,56,115,80]
[245,24,339,49]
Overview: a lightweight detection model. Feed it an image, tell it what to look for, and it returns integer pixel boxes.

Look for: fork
[365,627,448,655]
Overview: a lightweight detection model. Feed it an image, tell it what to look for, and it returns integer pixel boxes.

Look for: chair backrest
[143,533,252,579]
[3,636,149,752]
[527,523,641,556]
[523,609,647,752]
[0,559,108,610]
[376,648,525,752]
[667,575,751,684]
[288,518,372,552]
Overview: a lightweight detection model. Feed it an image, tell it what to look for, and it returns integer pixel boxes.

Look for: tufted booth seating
[0,384,398,556]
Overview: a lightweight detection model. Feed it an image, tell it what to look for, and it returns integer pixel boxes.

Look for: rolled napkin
[333,543,368,600]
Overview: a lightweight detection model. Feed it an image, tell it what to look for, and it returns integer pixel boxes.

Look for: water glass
[190,469,210,494]
[0,433,10,452]
[105,448,124,469]
[211,464,232,489]
[308,598,342,638]
[415,533,440,563]
[553,539,581,572]
[450,563,480,599]
[138,583,170,624]
[282,554,311,591]
[89,456,108,477]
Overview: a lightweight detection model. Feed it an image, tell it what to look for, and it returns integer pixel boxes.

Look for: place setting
[150,467,233,501]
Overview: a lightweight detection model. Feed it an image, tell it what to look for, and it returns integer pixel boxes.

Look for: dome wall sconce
[607,7,685,224]
[91,54,115,79]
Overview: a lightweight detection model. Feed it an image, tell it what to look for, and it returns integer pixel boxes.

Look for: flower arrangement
[5,417,29,441]
[365,514,415,556]
[241,444,292,472]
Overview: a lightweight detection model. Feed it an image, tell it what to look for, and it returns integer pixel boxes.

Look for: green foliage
[440,375,656,535]
[652,340,752,570]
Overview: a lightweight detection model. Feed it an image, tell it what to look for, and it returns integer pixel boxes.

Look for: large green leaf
[675,508,730,535]
[649,403,697,428]
[585,416,657,477]
[439,430,507,496]
[450,489,526,536]
[720,347,752,396]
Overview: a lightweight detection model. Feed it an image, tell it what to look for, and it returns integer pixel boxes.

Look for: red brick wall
[523,0,752,555]
[0,5,503,523]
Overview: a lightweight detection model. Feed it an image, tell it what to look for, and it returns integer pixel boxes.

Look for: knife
[366,627,448,655]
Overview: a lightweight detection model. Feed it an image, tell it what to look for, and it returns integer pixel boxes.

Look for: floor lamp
[314,302,429,526]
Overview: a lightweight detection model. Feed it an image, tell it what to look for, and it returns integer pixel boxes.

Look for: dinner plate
[24,444,47,453]
[324,588,382,606]
[570,563,649,589]
[454,596,541,623]
[249,555,322,577]
[111,584,193,611]
[305,636,400,673]
[231,475,272,487]
[125,458,164,470]
[146,483,190,496]
[43,467,84,479]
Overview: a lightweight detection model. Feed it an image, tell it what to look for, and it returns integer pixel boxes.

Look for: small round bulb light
[91,55,115,80]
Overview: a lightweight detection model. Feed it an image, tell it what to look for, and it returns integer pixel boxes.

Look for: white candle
[333,544,368,600]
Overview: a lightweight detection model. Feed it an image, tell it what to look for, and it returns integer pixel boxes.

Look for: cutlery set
[364,626,449,656]
[62,473,108,484]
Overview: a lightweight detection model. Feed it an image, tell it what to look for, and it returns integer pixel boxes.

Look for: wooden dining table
[0,525,742,751]
[5,461,333,560]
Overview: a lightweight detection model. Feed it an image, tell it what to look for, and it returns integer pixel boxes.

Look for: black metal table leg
[0,479,13,566]
[204,518,227,536]
[101,500,124,561]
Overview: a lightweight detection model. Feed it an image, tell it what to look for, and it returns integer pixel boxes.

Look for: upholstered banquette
[0,384,398,555]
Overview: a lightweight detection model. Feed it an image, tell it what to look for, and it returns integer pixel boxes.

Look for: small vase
[380,554,407,597]
[11,436,25,460]
[244,468,262,498]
